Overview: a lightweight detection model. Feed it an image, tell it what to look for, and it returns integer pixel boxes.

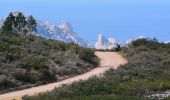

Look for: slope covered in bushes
[0,13,99,94]
[23,38,170,100]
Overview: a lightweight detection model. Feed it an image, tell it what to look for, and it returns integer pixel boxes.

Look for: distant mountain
[95,33,118,50]
[0,11,91,47]
[36,20,91,47]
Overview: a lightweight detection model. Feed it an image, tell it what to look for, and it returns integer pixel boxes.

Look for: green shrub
[0,42,4,52]
[24,57,48,70]
[40,70,57,82]
[78,48,99,66]
[0,78,15,89]
[131,38,148,47]
[8,35,20,44]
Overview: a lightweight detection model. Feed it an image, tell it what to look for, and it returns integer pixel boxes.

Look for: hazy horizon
[1,0,170,43]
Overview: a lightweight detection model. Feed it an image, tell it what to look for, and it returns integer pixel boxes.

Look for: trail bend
[0,51,127,100]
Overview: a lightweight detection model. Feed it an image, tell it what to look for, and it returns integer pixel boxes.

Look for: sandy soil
[0,51,127,100]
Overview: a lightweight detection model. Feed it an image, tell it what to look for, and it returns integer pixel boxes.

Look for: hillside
[23,38,170,100]
[0,51,126,100]
[0,13,99,94]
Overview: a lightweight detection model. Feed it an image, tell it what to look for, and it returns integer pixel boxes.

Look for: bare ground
[0,51,127,100]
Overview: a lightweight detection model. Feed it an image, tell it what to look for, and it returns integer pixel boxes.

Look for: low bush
[24,57,48,70]
[78,48,99,66]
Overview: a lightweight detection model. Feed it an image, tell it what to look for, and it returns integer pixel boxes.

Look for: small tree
[27,16,37,34]
[1,13,13,35]
[15,13,27,33]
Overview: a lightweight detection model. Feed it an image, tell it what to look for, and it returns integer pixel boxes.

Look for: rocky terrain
[95,33,119,50]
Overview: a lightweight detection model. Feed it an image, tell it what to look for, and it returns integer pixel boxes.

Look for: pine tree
[15,13,27,33]
[1,13,14,35]
[1,12,37,36]
[8,12,15,28]
[27,15,37,34]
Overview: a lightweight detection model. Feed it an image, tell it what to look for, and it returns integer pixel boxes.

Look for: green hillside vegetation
[23,38,170,100]
[0,13,99,94]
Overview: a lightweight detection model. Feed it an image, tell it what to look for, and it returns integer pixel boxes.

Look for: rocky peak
[95,33,118,50]
[95,33,106,49]
[58,21,74,33]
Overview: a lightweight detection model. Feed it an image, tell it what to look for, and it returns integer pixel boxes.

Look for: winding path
[0,51,127,100]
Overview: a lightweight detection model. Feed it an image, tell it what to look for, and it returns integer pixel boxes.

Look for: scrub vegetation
[23,38,170,100]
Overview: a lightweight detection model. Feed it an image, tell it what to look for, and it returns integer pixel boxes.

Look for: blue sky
[0,0,170,43]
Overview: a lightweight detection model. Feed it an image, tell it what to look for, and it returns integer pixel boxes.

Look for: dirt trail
[0,51,127,100]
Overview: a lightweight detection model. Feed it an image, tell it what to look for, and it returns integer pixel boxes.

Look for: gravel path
[0,51,127,100]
